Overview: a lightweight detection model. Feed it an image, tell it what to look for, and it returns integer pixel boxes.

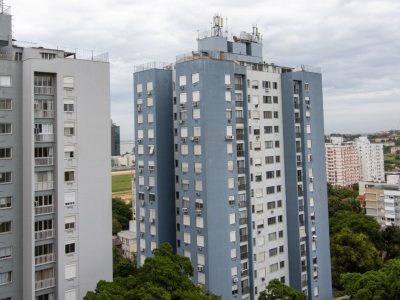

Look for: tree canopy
[85,243,219,300]
[112,197,132,235]
[258,279,306,300]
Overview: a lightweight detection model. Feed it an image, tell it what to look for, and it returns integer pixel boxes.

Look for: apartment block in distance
[134,15,331,300]
[356,136,384,182]
[325,137,360,187]
[0,6,112,300]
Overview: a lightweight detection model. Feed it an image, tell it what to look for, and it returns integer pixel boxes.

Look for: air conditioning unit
[141,247,145,252]
[140,233,144,238]
[261,277,265,282]
[227,119,231,123]
[140,216,144,222]
[182,207,189,214]
[151,219,155,224]
[255,104,258,108]
[197,228,202,234]
[195,209,202,215]
[137,138,142,143]
[180,86,185,91]
[193,101,199,108]
[138,169,142,173]
[146,186,151,190]
[312,235,317,241]
[193,137,199,143]
[197,246,203,251]
[181,138,186,143]
[232,277,238,283]
[265,88,270,93]
[226,84,232,89]
[190,136,194,141]
[197,265,204,272]
[225,135,233,140]
[179,120,183,124]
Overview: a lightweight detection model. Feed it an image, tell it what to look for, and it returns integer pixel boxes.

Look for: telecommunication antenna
[212,14,224,37]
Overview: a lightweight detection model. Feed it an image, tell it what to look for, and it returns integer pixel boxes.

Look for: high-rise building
[0,7,112,300]
[134,16,331,300]
[356,136,384,182]
[325,138,360,187]
[111,120,121,156]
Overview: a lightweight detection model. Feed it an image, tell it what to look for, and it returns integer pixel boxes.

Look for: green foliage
[113,246,136,278]
[327,183,359,200]
[328,196,362,217]
[112,174,132,193]
[85,243,220,300]
[381,225,400,260]
[258,279,306,300]
[112,198,132,234]
[330,210,382,248]
[331,228,382,287]
[341,258,400,299]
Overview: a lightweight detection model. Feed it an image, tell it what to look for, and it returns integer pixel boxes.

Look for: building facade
[111,120,120,156]
[356,136,384,182]
[0,8,112,300]
[325,141,360,187]
[134,17,331,300]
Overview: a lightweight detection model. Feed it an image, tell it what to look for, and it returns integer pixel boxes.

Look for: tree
[113,246,136,278]
[112,198,132,234]
[330,210,382,249]
[341,259,400,299]
[258,279,306,300]
[381,225,400,260]
[331,228,382,287]
[85,243,220,300]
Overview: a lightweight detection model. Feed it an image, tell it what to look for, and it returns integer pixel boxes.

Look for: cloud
[11,0,400,139]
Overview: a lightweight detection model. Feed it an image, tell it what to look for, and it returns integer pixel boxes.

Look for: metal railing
[34,181,54,191]
[35,134,54,142]
[235,101,244,107]
[237,151,245,157]
[34,86,55,95]
[35,253,55,266]
[35,205,54,215]
[35,277,56,291]
[134,61,172,72]
[35,229,54,240]
[35,157,54,166]
[34,110,54,118]
[238,167,246,174]
[238,184,246,191]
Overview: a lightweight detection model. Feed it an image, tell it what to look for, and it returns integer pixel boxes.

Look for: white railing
[34,86,55,95]
[35,277,56,290]
[34,110,54,118]
[35,134,54,142]
[35,157,54,166]
[35,205,54,215]
[35,253,55,266]
[35,181,54,191]
[35,229,55,240]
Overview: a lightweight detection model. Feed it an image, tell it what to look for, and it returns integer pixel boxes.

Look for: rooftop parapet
[134,61,172,73]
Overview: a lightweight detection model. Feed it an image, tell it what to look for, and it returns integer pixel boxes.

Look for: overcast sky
[11,0,400,140]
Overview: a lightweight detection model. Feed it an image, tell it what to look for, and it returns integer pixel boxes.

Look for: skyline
[10,0,400,140]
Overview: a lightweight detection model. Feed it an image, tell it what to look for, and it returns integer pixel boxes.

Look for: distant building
[117,221,136,259]
[359,181,400,226]
[390,146,400,155]
[356,137,385,182]
[111,120,121,156]
[325,138,360,187]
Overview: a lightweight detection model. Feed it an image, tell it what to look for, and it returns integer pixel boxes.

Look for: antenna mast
[212,14,224,37]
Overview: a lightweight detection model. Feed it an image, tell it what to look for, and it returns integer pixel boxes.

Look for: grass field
[112,173,132,193]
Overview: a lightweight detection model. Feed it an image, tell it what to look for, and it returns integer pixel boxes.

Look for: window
[0,271,12,285]
[64,123,75,136]
[148,113,154,123]
[225,74,231,85]
[0,76,11,87]
[64,102,74,112]
[195,180,203,191]
[65,289,77,300]
[193,91,200,103]
[0,99,12,110]
[41,52,56,59]
[229,213,236,225]
[192,73,200,84]
[0,172,12,184]
[0,246,12,260]
[65,216,76,230]
[274,111,279,118]
[64,146,75,159]
[269,248,278,257]
[148,128,154,139]
[267,217,276,225]
[265,156,274,164]
[181,127,188,138]
[270,263,279,273]
[0,221,12,234]
[65,242,76,254]
[225,91,232,102]
[194,144,201,156]
[63,76,74,89]
[265,141,273,149]
[0,197,12,209]
[181,162,189,173]
[181,144,188,155]
[263,96,271,104]
[273,96,279,104]
[268,232,277,241]
[304,83,310,92]
[179,75,186,86]
[264,126,272,134]
[193,126,201,137]
[64,171,75,182]
[228,178,234,189]
[267,201,276,209]
[273,82,278,89]
[194,163,202,174]
[0,148,12,159]
[64,192,76,206]
[266,171,274,179]
[193,108,201,119]
[263,111,272,119]
[0,123,12,134]
[65,264,77,279]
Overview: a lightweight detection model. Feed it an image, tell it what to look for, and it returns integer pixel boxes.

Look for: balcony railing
[34,110,55,118]
[35,205,54,215]
[34,86,55,95]
[35,181,54,191]
[35,157,54,166]
[239,201,247,208]
[240,252,248,260]
[35,253,55,266]
[236,118,244,124]
[235,101,244,107]
[238,167,246,174]
[238,184,246,191]
[240,234,248,242]
[35,229,55,240]
[237,151,245,157]
[35,277,56,290]
[242,286,250,294]
[234,84,243,90]
[35,134,54,142]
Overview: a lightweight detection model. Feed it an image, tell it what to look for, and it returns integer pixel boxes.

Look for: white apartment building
[356,136,384,182]
[0,7,112,300]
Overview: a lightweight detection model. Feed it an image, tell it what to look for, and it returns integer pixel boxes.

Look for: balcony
[240,234,248,242]
[35,134,54,143]
[35,181,54,191]
[35,253,55,266]
[236,117,244,124]
[34,110,54,118]
[239,218,247,225]
[238,184,246,191]
[35,157,54,167]
[235,101,244,107]
[35,277,56,291]
[236,134,244,140]
[238,167,246,174]
[34,86,55,95]
[35,229,55,240]
[240,252,248,260]
[239,201,247,208]
[242,286,250,294]
[35,205,54,216]
[237,151,245,157]
[234,84,242,90]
